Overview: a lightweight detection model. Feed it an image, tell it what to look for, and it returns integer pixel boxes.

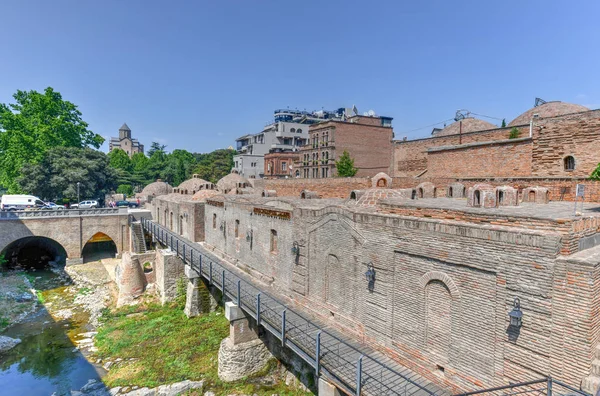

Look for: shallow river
[0,269,106,395]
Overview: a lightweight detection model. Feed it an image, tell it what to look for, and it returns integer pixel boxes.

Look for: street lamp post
[77,182,80,204]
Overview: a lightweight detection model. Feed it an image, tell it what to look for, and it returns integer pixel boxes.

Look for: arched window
[564,156,575,171]
[270,229,278,253]
[235,220,239,238]
[474,190,481,206]
[213,213,217,229]
[297,128,302,133]
[290,128,296,133]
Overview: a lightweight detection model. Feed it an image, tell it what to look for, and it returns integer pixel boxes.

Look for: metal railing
[142,218,438,396]
[0,207,126,220]
[454,376,591,396]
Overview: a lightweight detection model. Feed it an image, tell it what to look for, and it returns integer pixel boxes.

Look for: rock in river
[0,336,22,353]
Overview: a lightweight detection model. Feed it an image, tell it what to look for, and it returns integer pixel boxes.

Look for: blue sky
[1,1,599,153]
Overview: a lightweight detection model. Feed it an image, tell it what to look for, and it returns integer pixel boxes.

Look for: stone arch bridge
[0,208,132,264]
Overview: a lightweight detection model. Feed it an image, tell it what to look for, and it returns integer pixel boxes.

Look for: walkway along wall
[202,196,600,393]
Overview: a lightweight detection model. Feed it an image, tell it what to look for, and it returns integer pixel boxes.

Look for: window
[290,128,296,133]
[297,128,302,133]
[282,162,287,171]
[213,213,217,229]
[564,156,575,171]
[235,220,239,238]
[270,229,278,253]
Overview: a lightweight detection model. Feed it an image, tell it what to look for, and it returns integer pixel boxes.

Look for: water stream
[0,268,106,395]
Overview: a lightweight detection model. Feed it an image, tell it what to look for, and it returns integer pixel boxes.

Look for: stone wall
[0,213,130,259]
[202,197,600,392]
[154,249,185,304]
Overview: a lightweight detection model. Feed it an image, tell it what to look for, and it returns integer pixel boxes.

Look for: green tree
[192,149,235,183]
[0,87,103,192]
[146,142,168,182]
[131,152,151,189]
[147,142,167,157]
[116,184,133,196]
[509,127,519,139]
[107,148,132,172]
[335,150,358,177]
[17,146,116,203]
[162,149,196,185]
[501,118,506,128]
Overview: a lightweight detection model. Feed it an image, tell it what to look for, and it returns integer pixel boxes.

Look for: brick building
[297,114,394,179]
[264,149,300,179]
[393,101,596,180]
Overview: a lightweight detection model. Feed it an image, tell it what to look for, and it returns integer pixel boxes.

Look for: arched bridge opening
[82,232,117,263]
[1,236,67,271]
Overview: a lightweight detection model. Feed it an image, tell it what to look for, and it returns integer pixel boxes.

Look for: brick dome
[434,118,496,137]
[177,175,214,194]
[192,189,220,201]
[216,171,250,193]
[140,179,173,197]
[508,101,589,127]
[349,189,411,208]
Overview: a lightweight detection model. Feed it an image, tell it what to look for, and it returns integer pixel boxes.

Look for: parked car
[115,200,138,208]
[1,194,46,211]
[43,202,65,210]
[78,200,99,209]
[69,203,79,209]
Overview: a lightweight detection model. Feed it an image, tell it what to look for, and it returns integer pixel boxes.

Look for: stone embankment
[0,335,21,353]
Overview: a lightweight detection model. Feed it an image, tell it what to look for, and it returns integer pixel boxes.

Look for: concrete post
[184,264,217,317]
[318,378,342,396]
[224,301,259,345]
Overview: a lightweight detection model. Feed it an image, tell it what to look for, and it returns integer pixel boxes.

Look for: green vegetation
[0,315,9,331]
[17,146,116,203]
[501,118,506,128]
[192,149,235,184]
[36,290,45,304]
[335,150,358,177]
[508,127,520,139]
[95,298,310,395]
[116,184,133,196]
[0,87,103,192]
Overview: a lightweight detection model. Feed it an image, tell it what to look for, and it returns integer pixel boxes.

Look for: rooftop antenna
[352,105,359,116]
[534,98,547,107]
[454,109,470,122]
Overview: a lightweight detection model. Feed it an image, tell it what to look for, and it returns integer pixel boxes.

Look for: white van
[0,195,47,211]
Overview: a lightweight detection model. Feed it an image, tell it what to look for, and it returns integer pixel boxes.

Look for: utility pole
[77,182,80,204]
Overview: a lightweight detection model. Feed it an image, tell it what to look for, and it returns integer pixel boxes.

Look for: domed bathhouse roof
[216,171,250,194]
[176,174,214,195]
[508,101,589,126]
[433,118,496,137]
[191,189,221,202]
[348,188,415,208]
[140,179,173,198]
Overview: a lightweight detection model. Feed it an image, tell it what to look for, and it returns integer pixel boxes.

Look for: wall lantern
[508,297,523,328]
[291,241,299,256]
[365,262,376,292]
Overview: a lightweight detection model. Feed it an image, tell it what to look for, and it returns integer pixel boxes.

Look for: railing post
[190,249,193,266]
[176,239,179,257]
[281,310,286,347]
[356,355,363,396]
[183,244,186,262]
[316,331,321,377]
[199,254,202,276]
[547,376,552,396]
[222,270,226,303]
[237,280,241,307]
[170,235,173,249]
[256,293,261,325]
[209,262,213,285]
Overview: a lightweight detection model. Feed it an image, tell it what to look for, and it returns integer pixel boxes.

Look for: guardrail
[454,376,591,396]
[142,218,439,396]
[0,207,127,220]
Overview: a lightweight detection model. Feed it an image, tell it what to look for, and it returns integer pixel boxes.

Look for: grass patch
[36,290,45,304]
[77,287,92,296]
[0,315,9,331]
[95,298,310,395]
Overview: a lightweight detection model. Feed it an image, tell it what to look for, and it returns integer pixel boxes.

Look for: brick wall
[532,110,600,177]
[254,177,371,199]
[391,176,600,202]
[200,196,600,392]
[427,138,533,178]
[393,126,529,177]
